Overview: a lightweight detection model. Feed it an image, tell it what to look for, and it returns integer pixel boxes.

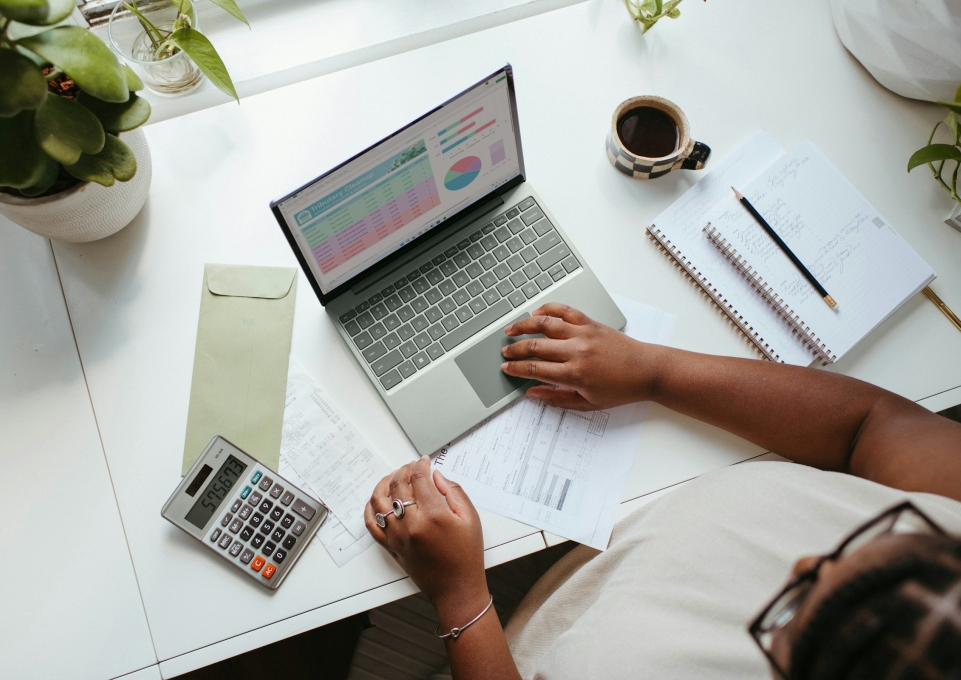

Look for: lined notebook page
[711,141,935,360]
[650,132,815,365]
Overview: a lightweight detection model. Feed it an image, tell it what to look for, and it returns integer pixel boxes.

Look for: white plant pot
[0,129,151,243]
[831,0,961,103]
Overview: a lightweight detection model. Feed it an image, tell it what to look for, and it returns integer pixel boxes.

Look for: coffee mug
[606,96,711,179]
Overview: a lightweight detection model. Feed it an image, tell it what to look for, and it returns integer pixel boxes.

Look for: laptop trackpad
[455,313,539,408]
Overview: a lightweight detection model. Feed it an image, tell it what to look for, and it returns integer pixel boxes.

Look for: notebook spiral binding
[646,226,783,363]
[702,224,835,366]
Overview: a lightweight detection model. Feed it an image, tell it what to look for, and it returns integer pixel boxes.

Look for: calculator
[162,436,329,589]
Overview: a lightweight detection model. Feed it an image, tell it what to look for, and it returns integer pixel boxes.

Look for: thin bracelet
[434,595,494,639]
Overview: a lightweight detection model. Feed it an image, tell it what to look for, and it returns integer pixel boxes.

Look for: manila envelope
[181,264,297,475]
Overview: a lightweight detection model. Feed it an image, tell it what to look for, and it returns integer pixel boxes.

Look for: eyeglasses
[748,501,946,679]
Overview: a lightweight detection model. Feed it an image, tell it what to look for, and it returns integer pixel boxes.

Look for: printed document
[432,296,675,550]
[279,360,391,564]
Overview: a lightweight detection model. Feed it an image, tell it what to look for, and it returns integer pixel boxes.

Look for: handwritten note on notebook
[711,141,935,360]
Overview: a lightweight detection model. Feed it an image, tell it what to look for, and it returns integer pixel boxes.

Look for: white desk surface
[0,223,158,680]
[46,0,961,675]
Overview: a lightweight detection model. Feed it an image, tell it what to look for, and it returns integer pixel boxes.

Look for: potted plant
[0,0,153,242]
[908,84,961,232]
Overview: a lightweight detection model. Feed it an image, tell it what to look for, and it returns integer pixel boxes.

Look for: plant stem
[124,1,165,52]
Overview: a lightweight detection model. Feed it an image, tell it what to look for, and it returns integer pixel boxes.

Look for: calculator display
[184,455,247,529]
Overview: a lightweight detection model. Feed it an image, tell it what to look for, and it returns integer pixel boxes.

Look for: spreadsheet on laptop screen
[278,72,521,295]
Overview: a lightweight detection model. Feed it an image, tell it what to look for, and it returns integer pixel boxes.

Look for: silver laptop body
[272,65,625,455]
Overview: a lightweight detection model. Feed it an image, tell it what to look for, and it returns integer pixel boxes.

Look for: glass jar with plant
[108,0,246,100]
[908,84,961,231]
[0,0,154,240]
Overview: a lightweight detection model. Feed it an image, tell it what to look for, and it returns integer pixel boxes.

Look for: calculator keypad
[199,463,324,589]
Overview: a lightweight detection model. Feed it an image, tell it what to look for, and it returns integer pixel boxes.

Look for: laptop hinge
[350,194,505,295]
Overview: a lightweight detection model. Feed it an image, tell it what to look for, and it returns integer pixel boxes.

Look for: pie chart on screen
[444,156,482,191]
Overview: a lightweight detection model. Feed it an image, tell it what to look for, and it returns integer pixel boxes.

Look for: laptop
[271,65,625,455]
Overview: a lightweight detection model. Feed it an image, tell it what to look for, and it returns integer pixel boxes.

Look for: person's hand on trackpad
[501,303,657,411]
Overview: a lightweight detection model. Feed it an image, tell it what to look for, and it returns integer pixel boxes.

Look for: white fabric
[505,461,961,680]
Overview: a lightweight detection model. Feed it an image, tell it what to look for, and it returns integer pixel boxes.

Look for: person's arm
[365,457,522,680]
[500,303,961,502]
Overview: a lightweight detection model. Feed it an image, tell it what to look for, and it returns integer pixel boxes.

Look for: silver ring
[375,499,415,528]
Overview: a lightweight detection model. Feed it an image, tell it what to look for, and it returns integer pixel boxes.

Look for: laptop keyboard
[337,197,581,391]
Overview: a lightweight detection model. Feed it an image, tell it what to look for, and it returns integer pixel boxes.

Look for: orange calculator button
[262,564,276,579]
[251,556,265,572]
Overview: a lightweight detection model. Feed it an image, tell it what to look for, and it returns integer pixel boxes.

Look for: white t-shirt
[504,462,961,680]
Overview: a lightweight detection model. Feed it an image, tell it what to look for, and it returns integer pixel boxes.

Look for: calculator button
[259,499,273,514]
[270,507,284,522]
[218,533,232,549]
[240,526,254,542]
[230,499,241,513]
[281,491,295,507]
[271,528,285,542]
[240,548,255,565]
[248,491,262,507]
[251,534,264,549]
[282,535,296,549]
[258,477,273,491]
[229,519,243,534]
[292,521,306,536]
[250,512,263,528]
[251,471,262,485]
[251,556,265,572]
[273,549,287,564]
[229,541,243,557]
[291,498,316,521]
[260,519,275,535]
[262,564,276,580]
[209,528,222,543]
[220,513,233,527]
[281,514,294,529]
[239,505,252,520]
[269,484,284,499]
[262,541,276,556]
[240,486,252,500]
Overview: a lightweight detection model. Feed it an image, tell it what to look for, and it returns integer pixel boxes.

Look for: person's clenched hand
[365,457,490,622]
[501,303,663,410]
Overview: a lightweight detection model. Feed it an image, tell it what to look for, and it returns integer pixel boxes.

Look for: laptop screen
[274,67,522,298]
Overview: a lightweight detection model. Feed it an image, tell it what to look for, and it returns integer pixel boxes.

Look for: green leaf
[19,155,59,196]
[907,143,961,172]
[122,64,144,92]
[34,92,105,163]
[0,0,74,26]
[667,8,680,17]
[206,0,249,26]
[0,110,47,188]
[946,112,960,146]
[19,27,129,104]
[79,92,151,133]
[0,48,48,117]
[64,134,136,186]
[168,27,238,102]
[938,101,961,116]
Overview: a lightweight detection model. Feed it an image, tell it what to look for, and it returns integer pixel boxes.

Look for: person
[365,304,961,680]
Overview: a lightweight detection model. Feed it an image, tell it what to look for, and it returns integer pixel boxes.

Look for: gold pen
[922,286,961,333]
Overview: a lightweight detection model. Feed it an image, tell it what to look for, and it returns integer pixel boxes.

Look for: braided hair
[789,534,961,680]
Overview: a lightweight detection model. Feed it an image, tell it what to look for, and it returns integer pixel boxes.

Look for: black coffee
[616,106,678,158]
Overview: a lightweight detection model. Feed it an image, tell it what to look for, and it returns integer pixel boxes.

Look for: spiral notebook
[648,131,935,365]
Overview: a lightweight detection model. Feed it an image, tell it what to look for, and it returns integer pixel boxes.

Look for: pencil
[922,286,961,333]
[732,187,838,310]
